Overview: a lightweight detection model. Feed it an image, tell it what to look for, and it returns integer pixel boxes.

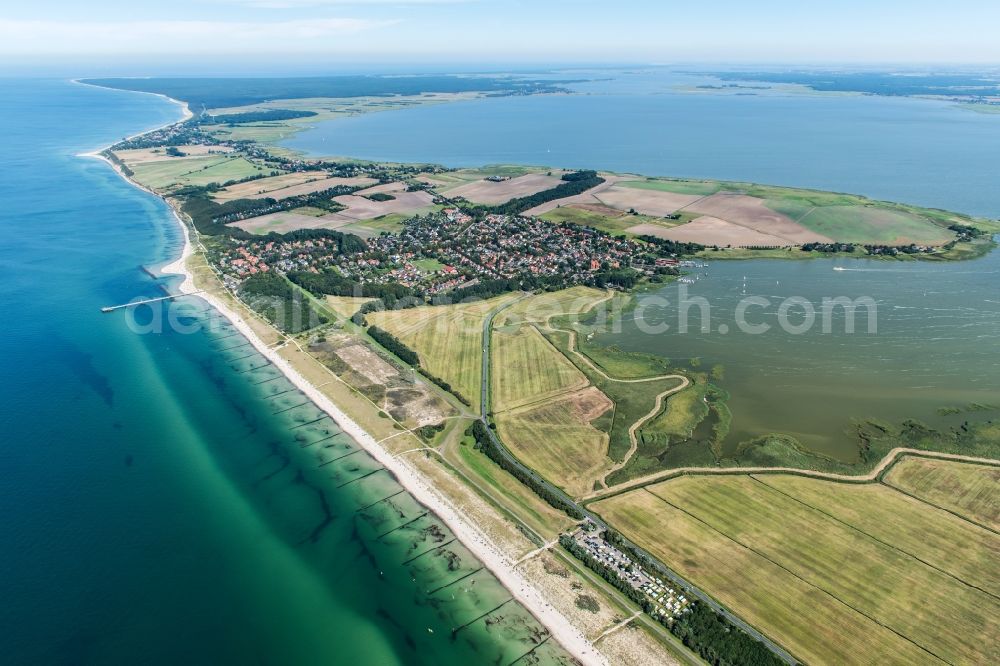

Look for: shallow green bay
[607,255,1000,462]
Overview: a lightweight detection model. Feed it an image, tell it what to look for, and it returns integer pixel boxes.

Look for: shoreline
[86,103,605,665]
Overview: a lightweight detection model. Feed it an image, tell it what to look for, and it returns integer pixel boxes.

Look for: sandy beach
[84,91,606,665]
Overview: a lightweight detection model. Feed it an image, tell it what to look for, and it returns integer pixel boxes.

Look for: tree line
[480,170,605,216]
[562,533,788,666]
[288,269,415,308]
[469,421,585,519]
[238,273,327,333]
[367,326,419,366]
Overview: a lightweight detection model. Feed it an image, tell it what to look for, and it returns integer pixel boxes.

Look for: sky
[2,0,1000,73]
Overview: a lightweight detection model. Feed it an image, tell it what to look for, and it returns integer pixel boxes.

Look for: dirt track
[582,448,1000,502]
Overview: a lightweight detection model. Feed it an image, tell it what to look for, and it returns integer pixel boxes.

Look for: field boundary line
[534,293,691,485]
[881,477,1000,536]
[583,448,1000,502]
[749,475,1000,601]
[641,488,952,665]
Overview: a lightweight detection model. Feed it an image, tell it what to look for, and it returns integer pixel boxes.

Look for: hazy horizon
[3,0,1000,76]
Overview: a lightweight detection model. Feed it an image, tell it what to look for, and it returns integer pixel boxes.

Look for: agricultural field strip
[750,475,1000,599]
[368,294,519,406]
[494,393,613,498]
[645,477,1000,664]
[592,490,939,665]
[485,287,693,496]
[883,481,1000,536]
[535,318,689,478]
[638,484,955,663]
[882,458,1000,533]
[491,324,591,412]
[581,448,1000,502]
[587,180,953,245]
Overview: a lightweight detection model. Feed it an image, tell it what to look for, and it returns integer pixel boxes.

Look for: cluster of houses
[572,529,691,621]
[213,199,686,298]
[214,236,340,279]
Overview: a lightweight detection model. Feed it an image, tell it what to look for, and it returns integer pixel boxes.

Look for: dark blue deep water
[0,80,567,665]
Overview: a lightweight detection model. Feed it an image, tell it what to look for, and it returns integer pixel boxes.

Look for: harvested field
[755,474,1000,596]
[367,294,520,405]
[596,474,1000,665]
[356,181,409,195]
[571,203,630,217]
[628,216,792,247]
[682,192,831,244]
[884,457,1000,530]
[324,296,375,319]
[113,144,233,164]
[329,189,436,221]
[594,185,703,216]
[210,172,319,200]
[495,387,613,497]
[232,211,331,234]
[492,324,589,411]
[592,490,938,666]
[497,286,607,327]
[214,174,376,202]
[522,175,623,217]
[444,173,565,204]
[129,155,266,190]
[540,206,638,235]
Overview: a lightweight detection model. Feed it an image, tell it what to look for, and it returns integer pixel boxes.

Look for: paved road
[478,294,797,664]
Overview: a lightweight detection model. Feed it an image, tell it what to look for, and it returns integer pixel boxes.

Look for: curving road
[536,319,690,488]
[580,447,1000,503]
[478,293,796,664]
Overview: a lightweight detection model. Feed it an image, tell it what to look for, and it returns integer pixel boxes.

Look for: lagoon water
[283,69,1000,218]
[0,80,568,664]
[283,69,1000,461]
[617,255,1000,460]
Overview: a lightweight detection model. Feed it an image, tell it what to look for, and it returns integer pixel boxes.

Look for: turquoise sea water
[0,80,569,664]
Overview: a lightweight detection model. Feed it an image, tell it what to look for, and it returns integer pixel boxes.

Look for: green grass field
[616,179,721,196]
[540,206,632,234]
[884,457,1000,530]
[595,472,1000,665]
[770,202,955,244]
[540,206,685,236]
[412,258,445,273]
[367,294,519,405]
[339,208,441,238]
[130,155,269,190]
